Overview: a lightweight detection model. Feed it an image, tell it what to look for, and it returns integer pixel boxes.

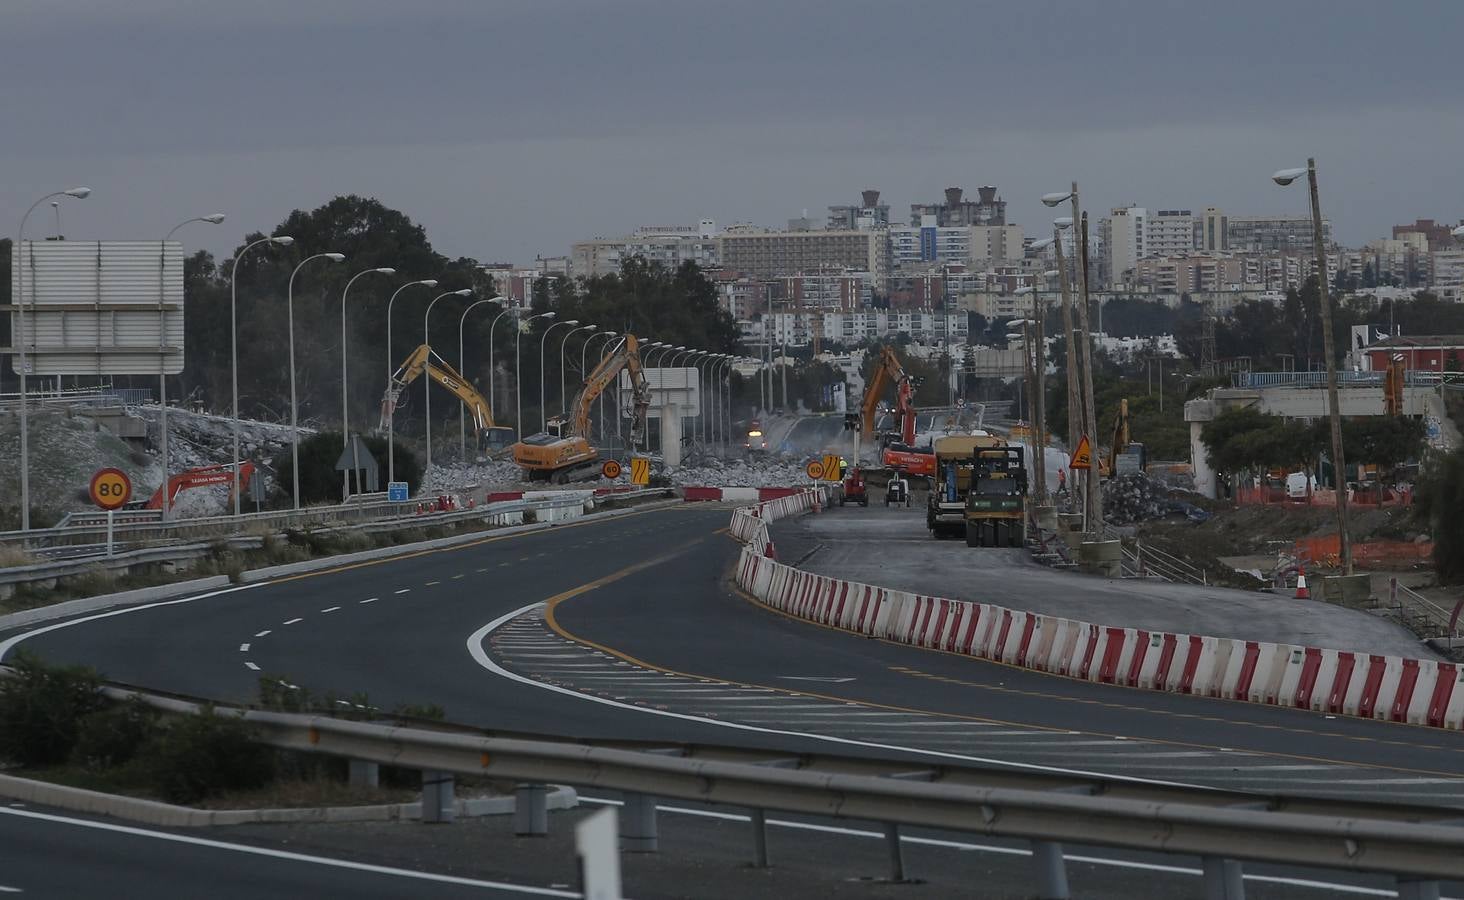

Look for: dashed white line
[282,618,303,625]
[425,581,440,586]
[452,574,465,580]
[254,630,271,638]
[238,643,250,652]
[360,598,377,604]
[394,589,411,595]
[320,606,341,614]
[244,662,260,671]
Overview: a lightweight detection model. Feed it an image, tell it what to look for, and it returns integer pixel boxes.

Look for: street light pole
[340,266,395,500]
[230,234,294,515]
[159,213,226,522]
[15,187,90,531]
[288,252,347,510]
[559,323,596,419]
[384,279,438,486]
[1275,160,1352,574]
[484,302,513,435]
[538,319,579,432]
[516,311,556,435]
[458,296,504,459]
[423,289,473,469]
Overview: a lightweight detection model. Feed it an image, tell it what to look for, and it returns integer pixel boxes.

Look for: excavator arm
[860,346,917,444]
[564,334,650,448]
[380,344,506,447]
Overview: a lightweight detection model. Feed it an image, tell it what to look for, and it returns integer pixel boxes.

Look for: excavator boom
[380,344,515,454]
[860,345,918,445]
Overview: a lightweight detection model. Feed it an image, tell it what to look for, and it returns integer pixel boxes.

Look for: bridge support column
[420,770,455,823]
[1202,856,1244,900]
[884,822,906,882]
[622,792,658,852]
[347,759,378,788]
[1397,878,1441,900]
[1031,840,1070,899]
[749,808,769,868]
[514,783,549,836]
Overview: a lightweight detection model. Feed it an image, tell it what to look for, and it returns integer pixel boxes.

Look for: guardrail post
[1031,840,1069,899]
[622,792,658,852]
[1396,878,1441,900]
[347,759,379,788]
[514,783,549,836]
[1202,856,1244,900]
[884,822,906,882]
[750,808,769,868]
[420,769,455,824]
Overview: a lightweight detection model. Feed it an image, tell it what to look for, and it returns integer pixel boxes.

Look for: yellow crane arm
[379,344,497,433]
[565,334,650,445]
[860,346,908,440]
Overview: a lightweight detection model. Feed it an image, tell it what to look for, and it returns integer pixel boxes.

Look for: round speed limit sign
[804,460,824,480]
[89,467,132,510]
[601,459,623,480]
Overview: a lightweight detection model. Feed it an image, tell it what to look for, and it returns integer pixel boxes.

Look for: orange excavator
[512,334,651,483]
[848,346,934,477]
[144,461,256,510]
[380,344,517,457]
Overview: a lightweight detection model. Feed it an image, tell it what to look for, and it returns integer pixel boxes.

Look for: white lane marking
[244,662,260,671]
[466,604,1204,790]
[394,589,411,595]
[239,643,251,652]
[0,807,577,897]
[579,797,1410,898]
[452,574,465,580]
[254,630,271,638]
[0,885,21,894]
[779,676,855,683]
[282,618,303,626]
[320,606,341,614]
[425,581,440,587]
[360,598,377,604]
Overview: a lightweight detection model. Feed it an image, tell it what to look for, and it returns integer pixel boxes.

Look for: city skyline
[4,0,1462,265]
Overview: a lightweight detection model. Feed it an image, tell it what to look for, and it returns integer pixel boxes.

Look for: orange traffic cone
[764,540,777,560]
[1295,573,1310,600]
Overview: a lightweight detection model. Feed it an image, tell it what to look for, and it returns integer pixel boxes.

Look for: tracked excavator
[511,334,651,483]
[843,346,935,477]
[380,344,516,457]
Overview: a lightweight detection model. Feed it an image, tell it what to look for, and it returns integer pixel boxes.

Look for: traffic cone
[1295,573,1310,600]
[764,540,777,560]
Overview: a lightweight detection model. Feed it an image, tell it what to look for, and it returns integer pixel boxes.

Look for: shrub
[72,698,157,770]
[143,709,273,804]
[0,652,105,766]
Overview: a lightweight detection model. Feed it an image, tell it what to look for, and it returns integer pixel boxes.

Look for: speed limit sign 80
[89,467,132,511]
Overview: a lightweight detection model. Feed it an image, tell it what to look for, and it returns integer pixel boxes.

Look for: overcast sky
[4,0,1462,264]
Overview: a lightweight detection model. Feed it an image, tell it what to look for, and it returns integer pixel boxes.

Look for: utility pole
[1307,158,1352,575]
[1077,209,1103,533]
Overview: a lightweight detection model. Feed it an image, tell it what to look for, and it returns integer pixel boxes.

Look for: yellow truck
[926,434,1028,547]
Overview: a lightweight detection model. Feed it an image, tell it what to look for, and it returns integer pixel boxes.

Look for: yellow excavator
[380,344,517,458]
[512,334,651,483]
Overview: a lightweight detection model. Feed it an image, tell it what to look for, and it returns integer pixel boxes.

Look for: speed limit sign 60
[89,468,132,510]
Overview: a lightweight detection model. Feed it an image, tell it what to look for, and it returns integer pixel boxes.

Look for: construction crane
[380,344,516,457]
[512,334,651,483]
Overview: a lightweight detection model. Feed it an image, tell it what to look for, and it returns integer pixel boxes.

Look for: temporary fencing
[729,493,1461,732]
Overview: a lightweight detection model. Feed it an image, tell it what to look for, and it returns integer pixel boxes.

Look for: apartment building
[1147,209,1199,258]
[1102,207,1147,288]
[827,189,892,230]
[1227,215,1331,252]
[909,185,1007,227]
[718,227,888,281]
[570,221,720,277]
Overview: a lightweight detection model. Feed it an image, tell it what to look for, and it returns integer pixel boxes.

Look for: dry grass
[0,545,38,568]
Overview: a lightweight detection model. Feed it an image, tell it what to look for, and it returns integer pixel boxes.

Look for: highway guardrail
[54,678,1464,898]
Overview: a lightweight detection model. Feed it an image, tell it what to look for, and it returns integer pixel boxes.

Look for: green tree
[1416,449,1464,584]
[1201,408,1320,477]
[1332,417,1425,475]
[271,432,420,505]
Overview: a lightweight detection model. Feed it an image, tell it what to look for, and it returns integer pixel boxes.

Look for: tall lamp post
[287,252,347,510]
[1043,185,1101,533]
[158,212,226,522]
[15,186,90,531]
[478,298,512,439]
[422,288,473,468]
[458,295,504,459]
[1274,161,1352,575]
[515,311,555,434]
[340,266,396,499]
[537,318,579,432]
[384,279,438,486]
[559,323,597,418]
[230,234,295,515]
[581,330,617,444]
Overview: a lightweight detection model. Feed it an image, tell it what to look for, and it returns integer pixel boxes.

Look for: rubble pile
[1102,473,1178,525]
[668,456,811,487]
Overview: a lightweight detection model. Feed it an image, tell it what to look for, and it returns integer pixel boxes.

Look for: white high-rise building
[1103,206,1146,288]
[1146,209,1198,258]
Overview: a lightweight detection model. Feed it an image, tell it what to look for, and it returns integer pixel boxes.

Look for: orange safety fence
[1295,534,1433,568]
[1236,486,1412,508]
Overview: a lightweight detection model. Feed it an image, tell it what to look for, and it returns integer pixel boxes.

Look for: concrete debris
[1102,472,1210,525]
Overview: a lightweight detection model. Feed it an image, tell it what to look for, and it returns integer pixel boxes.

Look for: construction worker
[1057,467,1068,495]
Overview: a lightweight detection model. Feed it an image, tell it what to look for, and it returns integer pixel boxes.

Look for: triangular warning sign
[1069,435,1093,470]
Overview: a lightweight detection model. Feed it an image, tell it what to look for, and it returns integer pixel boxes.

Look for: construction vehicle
[137,461,256,510]
[840,466,869,506]
[381,344,516,457]
[512,334,651,483]
[845,345,936,475]
[745,419,769,453]
[926,434,1028,547]
[1098,398,1146,476]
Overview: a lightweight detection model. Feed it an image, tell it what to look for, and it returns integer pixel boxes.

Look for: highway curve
[7,502,1464,810]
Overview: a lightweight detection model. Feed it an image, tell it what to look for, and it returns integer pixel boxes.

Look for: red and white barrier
[725,491,1460,732]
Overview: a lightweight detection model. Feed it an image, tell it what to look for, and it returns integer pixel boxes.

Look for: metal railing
[68,680,1464,897]
[1099,525,1209,585]
[1389,577,1460,649]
